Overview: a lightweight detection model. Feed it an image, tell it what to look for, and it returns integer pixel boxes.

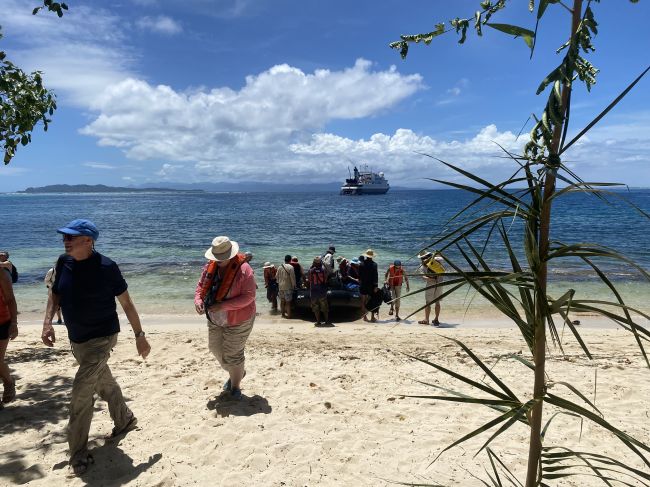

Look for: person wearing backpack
[384,260,410,322]
[359,249,379,322]
[417,250,445,326]
[308,256,332,327]
[276,254,296,319]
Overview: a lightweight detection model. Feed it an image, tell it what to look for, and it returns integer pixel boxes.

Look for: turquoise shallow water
[2,189,649,317]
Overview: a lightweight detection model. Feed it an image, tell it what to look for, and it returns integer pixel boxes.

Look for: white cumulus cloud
[2,0,136,106]
[136,16,182,35]
[80,59,425,178]
[83,162,117,170]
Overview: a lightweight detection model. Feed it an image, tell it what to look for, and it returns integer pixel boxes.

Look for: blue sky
[1,0,649,191]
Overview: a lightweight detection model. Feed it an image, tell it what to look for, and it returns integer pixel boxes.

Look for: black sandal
[71,454,94,475]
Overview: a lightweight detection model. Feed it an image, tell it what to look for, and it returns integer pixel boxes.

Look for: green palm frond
[474,400,537,458]
[429,210,521,253]
[410,380,526,419]
[444,335,521,401]
[560,64,650,155]
[582,256,650,368]
[405,353,514,402]
[563,301,650,338]
[548,242,650,280]
[551,183,650,219]
[542,447,650,485]
[498,224,536,330]
[544,393,650,467]
[454,237,538,348]
[434,401,535,463]
[419,153,533,213]
[485,448,524,487]
[540,411,583,442]
[547,381,602,417]
[556,308,593,359]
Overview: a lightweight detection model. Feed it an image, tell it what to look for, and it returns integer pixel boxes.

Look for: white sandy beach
[2,312,650,486]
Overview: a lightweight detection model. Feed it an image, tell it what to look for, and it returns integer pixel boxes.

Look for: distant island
[19,184,204,194]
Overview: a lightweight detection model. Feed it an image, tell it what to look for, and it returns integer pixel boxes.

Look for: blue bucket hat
[57,219,99,240]
[394,259,402,266]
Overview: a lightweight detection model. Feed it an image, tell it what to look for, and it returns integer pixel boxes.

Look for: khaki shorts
[310,297,327,314]
[425,277,442,303]
[390,286,402,299]
[279,290,293,302]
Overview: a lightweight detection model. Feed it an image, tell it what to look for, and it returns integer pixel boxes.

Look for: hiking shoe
[107,415,138,440]
[395,316,401,322]
[223,370,246,391]
[314,322,323,327]
[432,319,440,327]
[231,388,243,400]
[323,322,335,327]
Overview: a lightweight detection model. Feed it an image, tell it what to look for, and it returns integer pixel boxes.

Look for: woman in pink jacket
[195,236,256,400]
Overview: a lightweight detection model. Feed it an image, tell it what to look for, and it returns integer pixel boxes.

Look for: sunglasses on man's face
[62,234,82,242]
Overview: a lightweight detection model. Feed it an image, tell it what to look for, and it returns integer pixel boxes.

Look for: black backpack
[381,284,392,304]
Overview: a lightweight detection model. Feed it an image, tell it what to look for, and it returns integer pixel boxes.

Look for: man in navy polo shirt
[41,219,151,475]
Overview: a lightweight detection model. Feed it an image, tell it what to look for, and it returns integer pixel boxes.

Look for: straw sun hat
[205,236,239,261]
[362,248,377,259]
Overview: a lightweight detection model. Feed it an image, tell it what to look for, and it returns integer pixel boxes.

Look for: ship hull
[340,185,389,195]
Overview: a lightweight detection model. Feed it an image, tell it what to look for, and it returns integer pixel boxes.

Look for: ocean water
[2,189,649,318]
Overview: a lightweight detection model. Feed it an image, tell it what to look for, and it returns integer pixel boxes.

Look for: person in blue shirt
[41,219,151,475]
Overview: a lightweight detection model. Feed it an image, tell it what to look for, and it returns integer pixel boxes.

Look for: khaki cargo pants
[68,333,132,462]
[207,317,254,373]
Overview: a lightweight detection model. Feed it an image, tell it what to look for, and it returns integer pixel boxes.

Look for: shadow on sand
[207,392,272,418]
[74,445,162,487]
[0,354,72,485]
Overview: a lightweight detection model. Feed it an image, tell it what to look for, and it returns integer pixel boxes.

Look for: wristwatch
[134,331,146,338]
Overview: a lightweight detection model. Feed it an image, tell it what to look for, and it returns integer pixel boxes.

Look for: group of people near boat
[0,220,445,476]
[260,245,446,325]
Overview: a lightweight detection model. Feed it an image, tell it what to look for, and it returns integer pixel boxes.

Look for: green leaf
[561,65,650,154]
[544,393,650,466]
[537,0,560,19]
[485,23,535,48]
[403,353,513,401]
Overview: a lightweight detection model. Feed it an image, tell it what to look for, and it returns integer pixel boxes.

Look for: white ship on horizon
[340,165,390,195]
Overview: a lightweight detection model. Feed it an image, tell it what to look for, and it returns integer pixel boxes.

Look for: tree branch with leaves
[0,1,68,164]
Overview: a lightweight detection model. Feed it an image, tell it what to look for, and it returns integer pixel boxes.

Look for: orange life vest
[309,266,327,287]
[387,265,404,287]
[201,253,247,304]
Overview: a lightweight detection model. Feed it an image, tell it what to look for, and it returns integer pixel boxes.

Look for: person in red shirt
[384,260,410,321]
[195,236,256,400]
[0,260,18,407]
